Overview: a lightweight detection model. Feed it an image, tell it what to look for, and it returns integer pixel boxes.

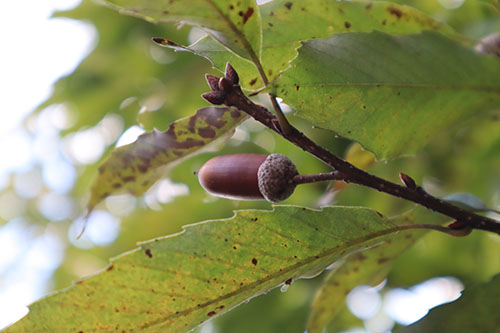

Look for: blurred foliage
[2,0,500,332]
[401,273,500,333]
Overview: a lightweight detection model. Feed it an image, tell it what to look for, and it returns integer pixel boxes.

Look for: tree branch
[202,65,500,236]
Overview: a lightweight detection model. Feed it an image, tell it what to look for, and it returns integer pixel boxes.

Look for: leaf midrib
[203,0,265,82]
[139,224,406,330]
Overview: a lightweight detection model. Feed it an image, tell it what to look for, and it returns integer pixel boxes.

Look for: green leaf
[307,212,423,332]
[400,273,500,333]
[103,0,261,62]
[161,0,454,90]
[7,206,416,332]
[87,107,246,212]
[272,31,500,159]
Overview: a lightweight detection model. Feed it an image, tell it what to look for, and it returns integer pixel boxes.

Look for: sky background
[0,1,95,328]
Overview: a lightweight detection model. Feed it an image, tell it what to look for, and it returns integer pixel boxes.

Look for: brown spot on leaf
[251,258,258,265]
[218,305,225,310]
[296,85,300,91]
[238,7,254,24]
[285,278,293,285]
[268,22,273,27]
[188,115,197,133]
[229,5,234,10]
[202,107,227,128]
[207,311,216,317]
[366,2,373,9]
[175,138,204,149]
[376,211,384,218]
[344,21,351,29]
[249,78,258,86]
[198,127,216,138]
[106,264,114,272]
[356,253,367,261]
[159,123,204,149]
[284,2,292,10]
[388,7,402,18]
[122,176,136,182]
[378,257,390,264]
[145,249,153,258]
[382,19,387,25]
[112,183,122,189]
[268,69,273,76]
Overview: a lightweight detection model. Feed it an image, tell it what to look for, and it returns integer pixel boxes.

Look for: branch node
[399,172,417,190]
[447,220,473,237]
[218,77,233,93]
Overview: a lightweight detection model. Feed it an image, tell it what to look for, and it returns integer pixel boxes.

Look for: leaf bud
[225,63,239,84]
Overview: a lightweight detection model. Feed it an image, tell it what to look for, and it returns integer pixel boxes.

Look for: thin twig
[293,171,344,185]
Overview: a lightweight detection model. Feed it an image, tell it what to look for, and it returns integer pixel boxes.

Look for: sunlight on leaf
[103,0,261,62]
[160,0,455,90]
[6,206,422,332]
[272,31,500,159]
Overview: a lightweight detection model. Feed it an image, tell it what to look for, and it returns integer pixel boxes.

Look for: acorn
[197,153,299,203]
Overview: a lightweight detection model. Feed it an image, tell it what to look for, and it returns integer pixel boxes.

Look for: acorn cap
[257,154,298,203]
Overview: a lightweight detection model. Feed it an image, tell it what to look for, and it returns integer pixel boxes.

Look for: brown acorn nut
[197,153,298,202]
